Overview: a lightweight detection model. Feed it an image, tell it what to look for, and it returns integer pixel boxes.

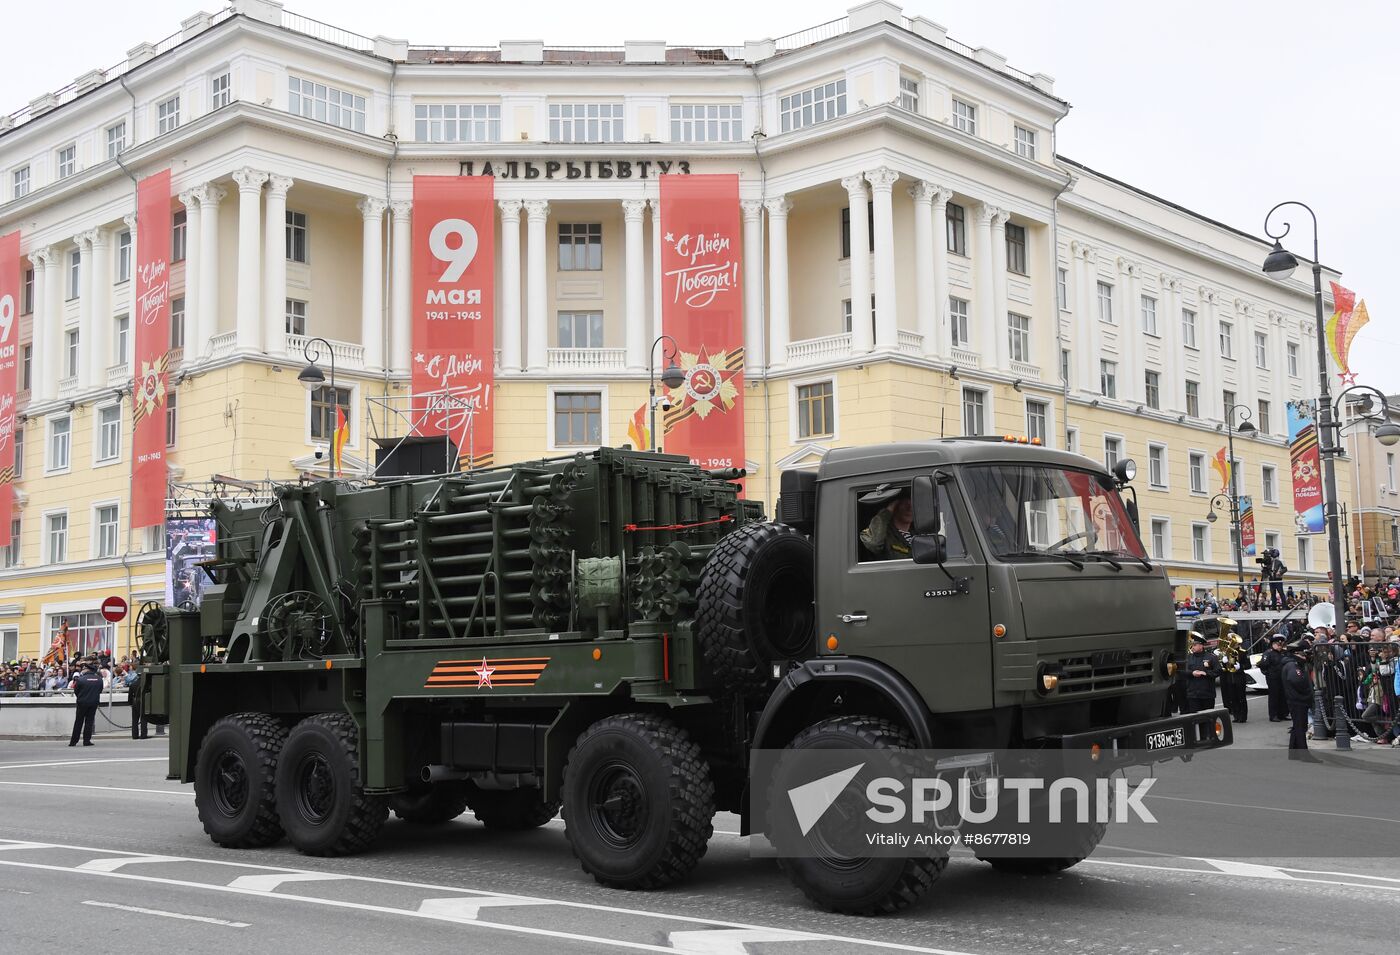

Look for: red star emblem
[474,657,495,688]
[669,345,739,423]
[1338,370,1359,387]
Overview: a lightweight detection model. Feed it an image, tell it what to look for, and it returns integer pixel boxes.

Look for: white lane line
[669,928,823,954]
[0,757,167,771]
[418,897,555,920]
[1082,859,1400,893]
[81,900,250,928]
[1200,860,1294,880]
[78,854,182,872]
[0,843,47,852]
[228,873,349,892]
[1146,793,1400,825]
[0,781,192,797]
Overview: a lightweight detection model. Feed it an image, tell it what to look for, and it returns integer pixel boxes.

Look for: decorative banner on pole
[0,231,18,548]
[658,174,744,473]
[131,169,173,529]
[1238,495,1256,558]
[1326,281,1368,387]
[1211,447,1232,493]
[1287,402,1324,534]
[411,175,496,468]
[626,402,650,451]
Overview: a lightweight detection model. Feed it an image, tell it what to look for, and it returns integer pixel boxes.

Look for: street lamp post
[296,337,337,471]
[648,335,686,454]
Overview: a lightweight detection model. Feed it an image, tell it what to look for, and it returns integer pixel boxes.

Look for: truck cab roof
[816,439,1111,484]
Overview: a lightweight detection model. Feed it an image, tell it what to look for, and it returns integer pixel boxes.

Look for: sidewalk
[1229,690,1400,768]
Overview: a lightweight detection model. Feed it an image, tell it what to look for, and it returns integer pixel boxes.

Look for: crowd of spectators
[0,652,141,696]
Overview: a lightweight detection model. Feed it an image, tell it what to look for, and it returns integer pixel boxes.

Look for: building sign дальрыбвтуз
[457,159,692,180]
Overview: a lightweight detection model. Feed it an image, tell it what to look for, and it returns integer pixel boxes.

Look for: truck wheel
[467,786,560,830]
[194,712,287,849]
[562,713,714,889]
[768,716,945,915]
[696,523,814,694]
[389,781,470,825]
[975,785,1110,875]
[276,713,388,856]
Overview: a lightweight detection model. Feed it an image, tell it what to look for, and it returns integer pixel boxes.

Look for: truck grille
[1056,650,1155,695]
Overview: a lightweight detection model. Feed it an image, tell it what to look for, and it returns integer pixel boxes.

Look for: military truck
[138,439,1231,914]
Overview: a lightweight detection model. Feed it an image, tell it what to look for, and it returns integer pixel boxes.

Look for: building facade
[0,0,1351,659]
[1346,395,1400,582]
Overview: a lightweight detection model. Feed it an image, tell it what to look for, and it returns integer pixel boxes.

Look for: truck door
[818,475,993,714]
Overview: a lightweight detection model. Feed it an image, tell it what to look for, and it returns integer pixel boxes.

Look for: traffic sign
[101,596,128,623]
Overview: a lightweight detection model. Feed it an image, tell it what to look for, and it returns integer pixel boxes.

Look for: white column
[1117,258,1138,403]
[357,197,387,371]
[740,199,765,371]
[178,190,202,356]
[231,168,267,352]
[74,232,96,388]
[92,229,114,376]
[29,249,54,401]
[991,211,1010,370]
[1073,243,1096,393]
[764,197,792,369]
[974,203,998,362]
[1201,287,1223,420]
[523,199,550,372]
[1272,311,1289,408]
[196,184,226,357]
[841,175,872,354]
[389,201,412,374]
[1235,301,1256,425]
[263,175,293,356]
[648,197,663,348]
[497,200,522,374]
[1159,274,1182,410]
[45,248,65,392]
[908,182,935,356]
[622,199,648,372]
[929,187,952,359]
[866,167,899,352]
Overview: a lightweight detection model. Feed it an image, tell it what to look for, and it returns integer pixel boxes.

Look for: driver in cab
[860,485,914,560]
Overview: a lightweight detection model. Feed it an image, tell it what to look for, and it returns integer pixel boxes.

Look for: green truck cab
[138,439,1230,915]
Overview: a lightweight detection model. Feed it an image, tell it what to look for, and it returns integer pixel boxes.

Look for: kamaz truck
[138,439,1231,914]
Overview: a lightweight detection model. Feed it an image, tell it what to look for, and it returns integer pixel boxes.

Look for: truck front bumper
[1046,706,1233,764]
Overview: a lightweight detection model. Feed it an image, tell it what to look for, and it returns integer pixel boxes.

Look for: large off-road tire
[467,785,560,830]
[562,713,715,889]
[975,780,1110,875]
[695,522,814,693]
[768,716,945,915]
[275,713,388,856]
[194,712,287,849]
[389,781,471,825]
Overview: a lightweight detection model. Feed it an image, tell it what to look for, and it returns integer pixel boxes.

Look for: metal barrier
[1308,644,1399,743]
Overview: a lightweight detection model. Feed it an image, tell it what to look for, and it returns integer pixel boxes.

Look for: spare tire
[695,522,815,693]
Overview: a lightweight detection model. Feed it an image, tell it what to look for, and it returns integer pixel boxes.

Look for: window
[1189,451,1206,494]
[1192,524,1208,563]
[309,386,351,442]
[115,230,131,283]
[1097,281,1114,324]
[21,346,31,391]
[1287,341,1299,377]
[67,249,81,299]
[839,204,874,258]
[962,388,986,436]
[1150,519,1169,560]
[1182,308,1197,348]
[211,71,231,110]
[670,103,742,142]
[1296,537,1311,571]
[946,202,966,255]
[46,512,67,563]
[779,79,846,133]
[12,427,21,476]
[549,102,624,142]
[415,103,501,143]
[286,211,308,263]
[557,311,604,349]
[1262,464,1278,504]
[106,121,126,159]
[57,145,75,179]
[44,612,112,658]
[558,223,602,271]
[157,95,181,134]
[171,211,186,262]
[1219,320,1233,359]
[952,97,977,134]
[1394,523,1400,553]
[1005,223,1027,274]
[1008,313,1030,363]
[1103,436,1123,470]
[1057,268,1068,311]
[1265,531,1280,554]
[95,504,119,558]
[288,77,365,132]
[1025,400,1047,445]
[95,405,120,463]
[1222,390,1236,418]
[1388,453,1396,492]
[1145,371,1160,410]
[898,75,919,112]
[166,391,178,448]
[171,298,185,350]
[1148,443,1167,488]
[1185,380,1200,417]
[1229,527,1241,566]
[1255,331,1269,369]
[796,381,835,439]
[949,298,970,348]
[856,482,968,563]
[840,299,852,333]
[553,392,602,447]
[1060,349,1070,385]
[285,299,307,337]
[12,165,29,198]
[1,518,18,568]
[65,329,80,377]
[1100,360,1117,398]
[1066,427,1079,454]
[23,267,33,314]
[1141,295,1157,335]
[1014,124,1037,159]
[113,314,129,365]
[1257,399,1271,435]
[144,524,165,554]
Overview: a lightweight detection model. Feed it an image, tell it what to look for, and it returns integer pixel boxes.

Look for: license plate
[1146,727,1185,751]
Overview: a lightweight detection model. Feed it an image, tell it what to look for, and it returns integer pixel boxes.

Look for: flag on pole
[1327,281,1369,385]
[1212,447,1231,492]
[332,406,349,476]
[627,402,650,451]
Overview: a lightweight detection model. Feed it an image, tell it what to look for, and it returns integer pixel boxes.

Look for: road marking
[228,873,349,892]
[0,842,47,852]
[418,896,555,920]
[0,757,167,771]
[1083,858,1400,893]
[0,781,192,797]
[1200,860,1294,879]
[1146,793,1400,825]
[81,900,250,928]
[78,854,181,872]
[669,928,823,953]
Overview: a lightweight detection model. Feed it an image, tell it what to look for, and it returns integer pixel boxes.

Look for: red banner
[658,175,745,473]
[411,176,495,467]
[131,170,173,529]
[0,231,19,547]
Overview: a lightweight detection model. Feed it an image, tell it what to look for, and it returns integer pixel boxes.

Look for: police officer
[1282,638,1319,761]
[123,666,148,740]
[68,659,104,747]
[1260,634,1289,722]
[1184,632,1219,713]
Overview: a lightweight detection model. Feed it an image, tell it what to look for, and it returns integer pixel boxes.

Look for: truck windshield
[961,464,1147,561]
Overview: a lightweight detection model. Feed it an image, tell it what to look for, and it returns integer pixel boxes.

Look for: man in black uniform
[1282,639,1319,761]
[68,659,104,747]
[1260,634,1289,722]
[1183,633,1219,713]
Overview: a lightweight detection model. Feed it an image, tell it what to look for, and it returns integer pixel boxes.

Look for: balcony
[897,330,924,356]
[57,375,79,397]
[950,347,981,368]
[787,333,852,366]
[547,347,626,373]
[287,334,366,371]
[106,363,129,387]
[208,331,237,360]
[1009,360,1041,381]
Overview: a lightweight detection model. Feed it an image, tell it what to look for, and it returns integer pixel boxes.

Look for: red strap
[623,515,733,533]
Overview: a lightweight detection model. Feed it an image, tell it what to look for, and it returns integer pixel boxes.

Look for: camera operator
[1257,548,1288,610]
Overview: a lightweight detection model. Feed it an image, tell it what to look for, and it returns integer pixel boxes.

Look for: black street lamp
[1205,403,1256,607]
[297,337,338,468]
[648,334,686,453]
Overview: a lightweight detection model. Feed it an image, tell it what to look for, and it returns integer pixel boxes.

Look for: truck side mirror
[911,534,947,565]
[910,474,947,565]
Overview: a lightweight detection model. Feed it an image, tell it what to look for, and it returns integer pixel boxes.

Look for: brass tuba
[1215,617,1244,673]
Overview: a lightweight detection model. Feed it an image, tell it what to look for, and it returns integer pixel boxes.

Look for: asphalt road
[1,693,1397,955]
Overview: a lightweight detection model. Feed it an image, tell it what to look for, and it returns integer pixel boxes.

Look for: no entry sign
[101,596,128,623]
